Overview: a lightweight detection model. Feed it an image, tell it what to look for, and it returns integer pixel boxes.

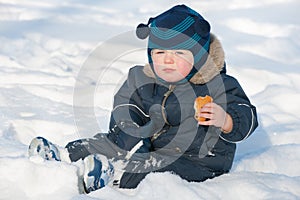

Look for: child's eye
[175,51,185,55]
[154,50,165,54]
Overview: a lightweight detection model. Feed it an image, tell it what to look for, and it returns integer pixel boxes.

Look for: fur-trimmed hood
[143,33,225,85]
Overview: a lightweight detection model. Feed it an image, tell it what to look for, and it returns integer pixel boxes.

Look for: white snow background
[0,0,300,199]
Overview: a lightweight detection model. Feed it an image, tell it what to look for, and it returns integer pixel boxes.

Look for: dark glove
[113,104,166,139]
[139,104,166,138]
[120,104,166,161]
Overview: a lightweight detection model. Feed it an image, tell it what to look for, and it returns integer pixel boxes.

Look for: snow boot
[83,154,114,193]
[28,136,61,161]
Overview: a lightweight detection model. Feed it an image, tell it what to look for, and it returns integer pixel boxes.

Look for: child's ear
[194,19,210,37]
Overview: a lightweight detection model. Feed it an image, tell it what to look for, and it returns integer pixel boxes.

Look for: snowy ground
[0,0,300,199]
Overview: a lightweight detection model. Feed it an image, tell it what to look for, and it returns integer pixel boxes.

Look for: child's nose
[164,52,175,64]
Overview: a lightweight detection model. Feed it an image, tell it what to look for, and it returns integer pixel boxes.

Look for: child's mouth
[163,68,176,73]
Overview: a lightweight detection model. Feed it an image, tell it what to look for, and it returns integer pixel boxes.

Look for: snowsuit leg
[65,133,122,162]
[65,133,152,189]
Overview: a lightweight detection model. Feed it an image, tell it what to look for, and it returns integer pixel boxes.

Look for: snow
[0,0,299,199]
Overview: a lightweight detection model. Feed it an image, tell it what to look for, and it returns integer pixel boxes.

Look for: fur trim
[143,33,225,85]
[143,63,155,79]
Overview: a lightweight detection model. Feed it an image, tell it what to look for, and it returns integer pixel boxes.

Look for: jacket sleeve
[107,67,152,152]
[214,75,258,143]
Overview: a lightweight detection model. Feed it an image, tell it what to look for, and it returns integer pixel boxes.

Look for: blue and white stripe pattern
[150,16,195,39]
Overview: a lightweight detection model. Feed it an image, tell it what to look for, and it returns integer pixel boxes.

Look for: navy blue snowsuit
[65,34,258,188]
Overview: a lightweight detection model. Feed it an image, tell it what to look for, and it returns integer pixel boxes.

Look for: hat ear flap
[136,23,150,39]
[194,19,210,37]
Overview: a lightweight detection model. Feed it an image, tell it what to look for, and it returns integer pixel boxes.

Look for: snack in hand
[194,95,213,122]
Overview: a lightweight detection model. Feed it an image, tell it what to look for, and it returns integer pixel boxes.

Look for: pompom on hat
[136,4,211,83]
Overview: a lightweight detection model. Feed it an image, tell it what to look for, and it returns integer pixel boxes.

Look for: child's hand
[198,102,233,133]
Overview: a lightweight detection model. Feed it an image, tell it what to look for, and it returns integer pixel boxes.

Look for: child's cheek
[177,62,193,76]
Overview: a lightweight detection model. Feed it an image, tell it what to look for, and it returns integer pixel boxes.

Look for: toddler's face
[151,49,194,83]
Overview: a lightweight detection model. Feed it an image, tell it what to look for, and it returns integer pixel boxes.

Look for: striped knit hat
[136,4,211,83]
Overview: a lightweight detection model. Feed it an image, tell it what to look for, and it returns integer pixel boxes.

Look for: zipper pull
[161,85,175,126]
[164,85,175,97]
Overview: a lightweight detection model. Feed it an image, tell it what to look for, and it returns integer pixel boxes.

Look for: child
[28,4,258,193]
